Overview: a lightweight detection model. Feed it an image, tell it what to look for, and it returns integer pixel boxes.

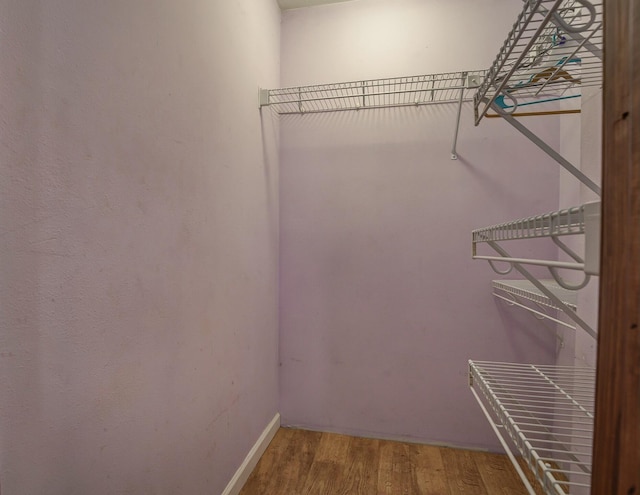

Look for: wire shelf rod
[473,256,584,270]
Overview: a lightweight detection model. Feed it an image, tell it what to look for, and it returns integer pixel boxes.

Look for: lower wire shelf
[469,360,595,495]
[493,279,578,329]
[493,280,577,312]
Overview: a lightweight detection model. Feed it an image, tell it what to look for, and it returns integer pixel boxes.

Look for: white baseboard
[221,413,281,495]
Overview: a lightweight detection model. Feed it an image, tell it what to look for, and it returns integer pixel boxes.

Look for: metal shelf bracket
[492,103,601,196]
[451,73,483,160]
[483,240,596,339]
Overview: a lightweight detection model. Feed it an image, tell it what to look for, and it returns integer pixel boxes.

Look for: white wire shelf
[493,280,577,311]
[493,279,578,329]
[259,71,485,115]
[472,205,586,244]
[474,0,603,124]
[469,360,595,495]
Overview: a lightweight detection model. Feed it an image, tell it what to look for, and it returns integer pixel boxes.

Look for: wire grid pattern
[472,205,586,243]
[492,279,578,311]
[263,71,485,114]
[474,0,603,124]
[469,361,595,495]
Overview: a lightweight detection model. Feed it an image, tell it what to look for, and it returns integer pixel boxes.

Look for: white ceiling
[278,0,357,10]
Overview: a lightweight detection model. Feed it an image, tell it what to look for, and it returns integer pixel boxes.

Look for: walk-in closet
[0,0,637,494]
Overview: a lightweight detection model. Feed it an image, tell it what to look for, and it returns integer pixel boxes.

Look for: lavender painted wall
[279,0,562,450]
[281,0,523,83]
[0,0,280,493]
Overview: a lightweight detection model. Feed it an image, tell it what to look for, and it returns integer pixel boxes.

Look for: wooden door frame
[591,0,640,493]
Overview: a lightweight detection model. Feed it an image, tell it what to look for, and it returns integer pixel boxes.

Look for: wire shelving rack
[472,202,600,338]
[468,4,604,493]
[469,361,595,495]
[259,70,486,160]
[260,71,485,115]
[472,0,603,195]
[474,0,603,123]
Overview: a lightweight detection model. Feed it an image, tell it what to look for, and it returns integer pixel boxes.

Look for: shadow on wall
[260,107,280,230]
[278,103,457,139]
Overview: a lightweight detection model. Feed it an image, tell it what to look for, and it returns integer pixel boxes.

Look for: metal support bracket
[486,240,597,339]
[451,73,482,160]
[493,102,602,196]
[259,88,270,108]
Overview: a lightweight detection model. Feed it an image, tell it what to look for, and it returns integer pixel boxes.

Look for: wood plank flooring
[240,428,544,495]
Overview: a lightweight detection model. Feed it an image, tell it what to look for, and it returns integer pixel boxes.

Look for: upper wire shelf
[474,0,603,124]
[472,205,586,244]
[469,360,595,495]
[260,71,485,115]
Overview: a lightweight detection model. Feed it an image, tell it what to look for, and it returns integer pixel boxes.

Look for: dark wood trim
[592,0,640,493]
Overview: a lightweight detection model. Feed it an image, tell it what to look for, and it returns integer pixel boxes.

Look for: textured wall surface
[279,0,562,450]
[281,0,523,84]
[0,0,280,493]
